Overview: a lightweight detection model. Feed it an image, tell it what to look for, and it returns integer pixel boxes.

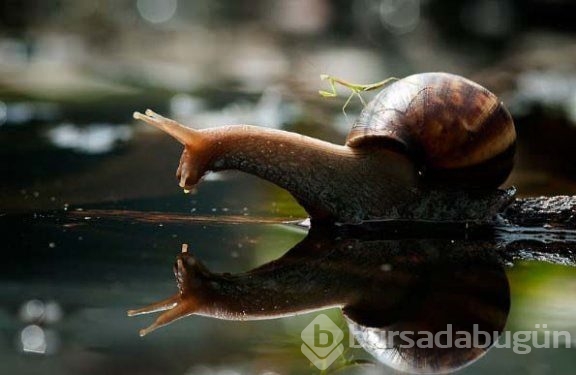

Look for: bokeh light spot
[137,0,178,24]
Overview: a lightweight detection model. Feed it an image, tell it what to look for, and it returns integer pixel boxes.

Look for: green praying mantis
[318,74,398,116]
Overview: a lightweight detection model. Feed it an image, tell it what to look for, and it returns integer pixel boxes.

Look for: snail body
[134,72,516,223]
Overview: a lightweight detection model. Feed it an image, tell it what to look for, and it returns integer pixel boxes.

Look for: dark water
[0,210,307,374]
[2,210,576,374]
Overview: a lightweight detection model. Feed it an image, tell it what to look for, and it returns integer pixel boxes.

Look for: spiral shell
[347,72,516,188]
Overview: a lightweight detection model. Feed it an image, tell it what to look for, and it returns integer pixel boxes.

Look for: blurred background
[1,0,576,374]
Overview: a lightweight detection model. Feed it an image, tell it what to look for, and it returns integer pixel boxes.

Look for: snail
[133,72,516,223]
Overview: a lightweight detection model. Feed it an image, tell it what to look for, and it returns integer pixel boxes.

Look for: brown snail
[134,72,516,223]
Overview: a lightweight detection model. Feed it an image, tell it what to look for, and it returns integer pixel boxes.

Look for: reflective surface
[2,208,576,374]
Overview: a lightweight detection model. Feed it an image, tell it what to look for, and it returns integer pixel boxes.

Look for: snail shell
[348,72,516,188]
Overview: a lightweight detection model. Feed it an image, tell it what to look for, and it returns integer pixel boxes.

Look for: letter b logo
[315,323,334,348]
[301,314,344,370]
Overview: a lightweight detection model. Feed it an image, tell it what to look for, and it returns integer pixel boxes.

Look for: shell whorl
[346,72,516,188]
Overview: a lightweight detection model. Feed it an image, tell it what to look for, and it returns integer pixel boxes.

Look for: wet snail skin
[133,72,516,224]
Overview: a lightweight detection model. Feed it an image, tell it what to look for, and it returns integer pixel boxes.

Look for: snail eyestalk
[129,295,197,337]
[133,109,199,146]
[133,109,212,190]
[319,74,398,116]
[128,249,202,336]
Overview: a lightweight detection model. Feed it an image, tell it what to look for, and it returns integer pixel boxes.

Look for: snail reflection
[129,224,510,374]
